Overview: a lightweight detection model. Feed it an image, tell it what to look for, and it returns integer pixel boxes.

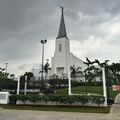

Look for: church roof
[56,7,68,39]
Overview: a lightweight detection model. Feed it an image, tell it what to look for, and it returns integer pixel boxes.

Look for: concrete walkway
[0,104,119,120]
[107,104,120,120]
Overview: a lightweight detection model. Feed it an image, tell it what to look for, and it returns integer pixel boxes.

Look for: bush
[76,95,89,106]
[9,94,105,106]
[28,95,39,104]
[90,96,105,106]
[17,94,29,104]
[66,95,75,105]
[9,94,18,104]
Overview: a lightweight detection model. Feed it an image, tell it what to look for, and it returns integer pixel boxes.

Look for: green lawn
[0,104,110,113]
[55,86,120,99]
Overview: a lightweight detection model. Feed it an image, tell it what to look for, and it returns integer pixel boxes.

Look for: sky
[0,0,120,76]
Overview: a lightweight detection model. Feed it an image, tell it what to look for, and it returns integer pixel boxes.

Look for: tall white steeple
[56,6,68,39]
[51,7,70,77]
[51,7,87,79]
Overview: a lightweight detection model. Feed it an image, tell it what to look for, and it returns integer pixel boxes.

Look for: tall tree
[20,72,33,89]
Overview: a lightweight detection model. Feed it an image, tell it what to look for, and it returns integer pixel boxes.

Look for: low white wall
[0,92,9,104]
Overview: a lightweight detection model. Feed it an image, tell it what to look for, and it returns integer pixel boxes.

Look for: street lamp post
[40,39,47,82]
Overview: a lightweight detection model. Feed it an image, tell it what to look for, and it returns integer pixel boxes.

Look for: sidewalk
[0,104,120,120]
[108,104,120,120]
[0,108,108,120]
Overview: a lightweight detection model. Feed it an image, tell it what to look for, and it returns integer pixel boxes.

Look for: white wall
[51,37,70,76]
[51,37,87,78]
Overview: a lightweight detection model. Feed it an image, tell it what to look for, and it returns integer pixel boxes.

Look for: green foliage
[43,95,49,105]
[28,95,39,104]
[0,78,17,90]
[17,94,29,104]
[66,95,75,105]
[108,63,120,84]
[76,95,89,106]
[90,96,105,106]
[70,65,82,80]
[59,96,67,104]
[9,94,18,104]
[9,94,105,106]
[20,72,33,89]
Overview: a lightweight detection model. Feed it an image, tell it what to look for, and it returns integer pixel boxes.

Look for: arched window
[59,44,62,52]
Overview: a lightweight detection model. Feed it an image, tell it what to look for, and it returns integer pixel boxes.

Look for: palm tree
[70,65,82,80]
[44,62,51,81]
[24,72,33,80]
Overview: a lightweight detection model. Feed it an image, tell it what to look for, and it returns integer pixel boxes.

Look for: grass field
[0,104,110,113]
[55,86,120,99]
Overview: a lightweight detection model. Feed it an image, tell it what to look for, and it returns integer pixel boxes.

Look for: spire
[56,6,68,39]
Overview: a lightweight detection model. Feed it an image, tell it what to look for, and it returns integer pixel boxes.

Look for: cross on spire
[56,6,68,39]
[60,5,64,15]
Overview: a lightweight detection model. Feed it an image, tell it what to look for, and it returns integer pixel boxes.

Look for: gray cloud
[0,0,120,74]
[18,63,41,70]
[64,0,120,15]
[109,35,120,45]
[0,0,33,32]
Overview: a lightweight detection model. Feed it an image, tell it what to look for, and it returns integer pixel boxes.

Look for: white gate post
[17,76,20,95]
[68,69,71,95]
[102,67,107,106]
[68,50,71,95]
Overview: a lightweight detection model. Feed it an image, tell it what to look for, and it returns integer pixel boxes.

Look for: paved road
[0,104,119,120]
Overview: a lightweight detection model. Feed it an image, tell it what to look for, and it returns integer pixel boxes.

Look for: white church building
[51,8,86,78]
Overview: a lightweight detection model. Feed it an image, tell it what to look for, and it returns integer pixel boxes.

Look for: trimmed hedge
[9,94,105,106]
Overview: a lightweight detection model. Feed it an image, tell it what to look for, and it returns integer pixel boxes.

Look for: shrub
[90,96,105,106]
[76,95,89,106]
[9,94,105,106]
[9,94,18,104]
[28,94,39,104]
[59,96,67,104]
[17,94,29,104]
[66,95,75,105]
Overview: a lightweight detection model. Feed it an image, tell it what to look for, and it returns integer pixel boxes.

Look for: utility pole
[40,39,47,84]
[5,63,8,73]
[5,63,8,91]
[32,68,35,93]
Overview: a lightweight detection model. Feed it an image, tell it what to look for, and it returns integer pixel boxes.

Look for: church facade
[51,8,86,78]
